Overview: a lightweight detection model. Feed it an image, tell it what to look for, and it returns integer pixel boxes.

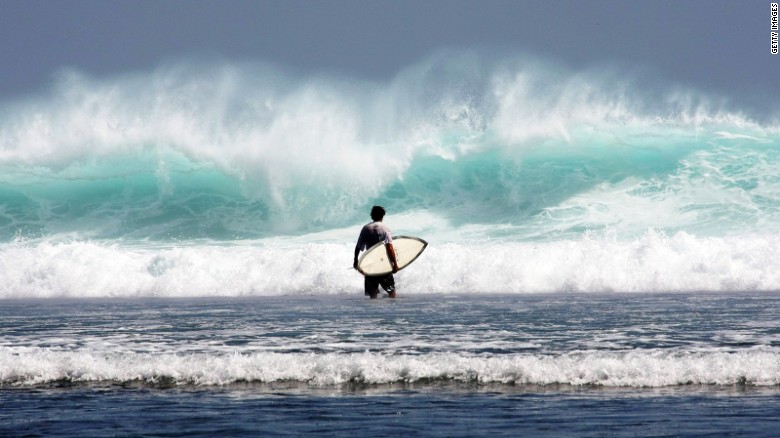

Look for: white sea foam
[2,347,778,387]
[2,230,780,299]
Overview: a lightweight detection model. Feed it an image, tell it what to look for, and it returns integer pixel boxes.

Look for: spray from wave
[1,53,779,297]
[1,53,777,241]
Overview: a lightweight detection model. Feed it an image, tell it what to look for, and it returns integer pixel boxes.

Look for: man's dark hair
[370,205,386,221]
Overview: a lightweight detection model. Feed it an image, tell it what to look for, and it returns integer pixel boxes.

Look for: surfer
[353,205,400,299]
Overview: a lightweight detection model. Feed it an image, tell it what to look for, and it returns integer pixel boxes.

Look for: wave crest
[0,55,778,241]
[3,347,778,387]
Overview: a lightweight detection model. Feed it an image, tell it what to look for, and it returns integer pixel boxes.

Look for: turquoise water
[2,124,778,242]
[1,58,778,244]
[1,59,779,298]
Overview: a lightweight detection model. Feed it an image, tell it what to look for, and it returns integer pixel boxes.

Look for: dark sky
[1,0,778,114]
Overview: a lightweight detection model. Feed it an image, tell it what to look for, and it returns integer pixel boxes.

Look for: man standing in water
[353,206,400,299]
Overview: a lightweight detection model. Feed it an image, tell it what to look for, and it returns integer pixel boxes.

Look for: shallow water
[2,293,780,436]
[3,384,780,437]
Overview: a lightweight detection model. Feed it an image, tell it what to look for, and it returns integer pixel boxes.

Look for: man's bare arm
[353,246,361,270]
[386,242,399,273]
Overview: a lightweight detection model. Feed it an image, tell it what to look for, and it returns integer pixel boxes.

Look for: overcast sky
[1,0,778,116]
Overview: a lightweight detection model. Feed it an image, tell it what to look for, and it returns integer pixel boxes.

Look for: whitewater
[1,54,779,298]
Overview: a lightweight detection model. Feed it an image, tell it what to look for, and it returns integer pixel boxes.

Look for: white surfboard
[357,236,428,276]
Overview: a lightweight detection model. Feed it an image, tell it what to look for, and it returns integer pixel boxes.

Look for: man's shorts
[364,274,395,296]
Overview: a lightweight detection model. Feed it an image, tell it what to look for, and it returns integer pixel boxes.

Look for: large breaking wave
[1,53,779,297]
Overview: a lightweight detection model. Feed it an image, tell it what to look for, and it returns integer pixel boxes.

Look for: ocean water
[2,54,780,436]
[2,294,780,436]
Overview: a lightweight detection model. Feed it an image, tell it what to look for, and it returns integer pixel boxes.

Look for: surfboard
[357,236,428,276]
